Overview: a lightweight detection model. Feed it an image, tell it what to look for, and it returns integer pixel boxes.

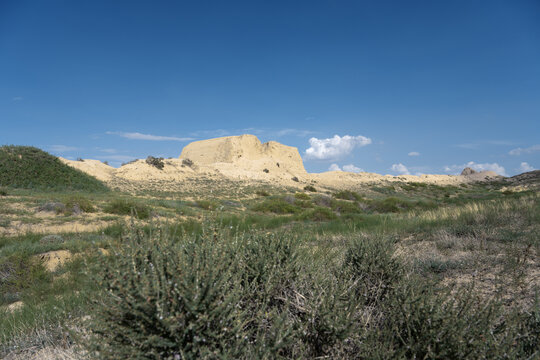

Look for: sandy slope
[60,134,503,191]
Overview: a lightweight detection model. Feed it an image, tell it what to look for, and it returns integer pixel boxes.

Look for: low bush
[0,254,49,306]
[331,200,362,215]
[294,192,310,200]
[333,190,363,201]
[61,195,95,215]
[181,158,194,167]
[370,197,410,213]
[297,207,337,222]
[252,198,300,214]
[103,199,151,219]
[256,190,270,197]
[146,156,165,170]
[0,187,7,196]
[303,185,317,192]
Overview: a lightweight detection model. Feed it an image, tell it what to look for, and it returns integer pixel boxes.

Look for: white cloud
[107,131,193,141]
[328,163,342,171]
[519,162,535,172]
[408,151,420,156]
[49,145,78,153]
[305,134,372,160]
[444,161,507,176]
[328,163,364,173]
[343,164,364,173]
[509,145,540,156]
[12,96,23,102]
[391,163,410,175]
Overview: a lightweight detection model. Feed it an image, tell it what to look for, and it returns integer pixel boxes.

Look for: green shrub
[103,199,151,219]
[0,254,49,306]
[342,235,403,306]
[61,195,95,215]
[0,187,7,196]
[256,190,270,197]
[331,200,362,215]
[303,185,317,192]
[297,207,337,221]
[294,192,310,200]
[370,197,410,213]
[333,190,363,201]
[363,282,514,359]
[252,198,300,214]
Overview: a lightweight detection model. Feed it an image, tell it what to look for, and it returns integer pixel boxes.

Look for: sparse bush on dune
[146,156,165,170]
[303,185,317,192]
[333,190,363,201]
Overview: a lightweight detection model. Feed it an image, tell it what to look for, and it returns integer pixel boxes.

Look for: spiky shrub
[85,229,245,359]
[84,225,361,359]
[342,235,403,306]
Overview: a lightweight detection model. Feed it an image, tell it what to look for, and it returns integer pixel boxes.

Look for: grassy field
[0,171,538,358]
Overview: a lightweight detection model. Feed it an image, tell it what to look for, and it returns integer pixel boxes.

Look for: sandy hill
[59,135,508,192]
[179,134,307,178]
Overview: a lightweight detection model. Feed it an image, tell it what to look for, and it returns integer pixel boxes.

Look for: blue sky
[1,0,539,175]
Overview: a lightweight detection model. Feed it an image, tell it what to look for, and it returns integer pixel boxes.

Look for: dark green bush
[103,199,151,219]
[370,197,410,213]
[303,185,317,192]
[294,192,310,200]
[252,198,300,214]
[146,156,165,170]
[0,187,7,196]
[331,200,362,215]
[333,190,363,201]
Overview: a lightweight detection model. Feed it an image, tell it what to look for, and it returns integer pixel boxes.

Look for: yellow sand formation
[60,134,502,190]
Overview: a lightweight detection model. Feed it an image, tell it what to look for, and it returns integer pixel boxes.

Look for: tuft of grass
[61,195,95,215]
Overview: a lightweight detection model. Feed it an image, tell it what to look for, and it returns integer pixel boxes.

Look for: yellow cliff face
[179,134,307,174]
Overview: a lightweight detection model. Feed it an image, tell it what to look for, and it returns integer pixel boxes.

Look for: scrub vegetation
[0,151,538,359]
